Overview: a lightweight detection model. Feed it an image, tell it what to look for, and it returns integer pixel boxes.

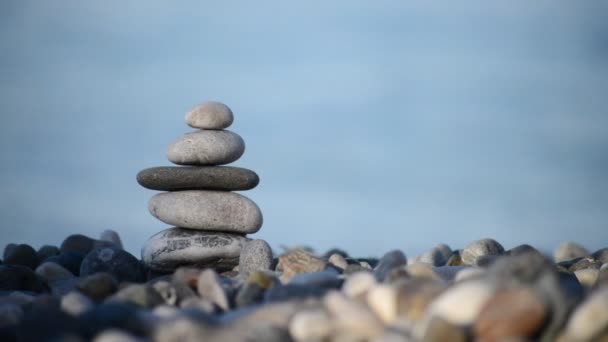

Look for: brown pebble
[474,287,547,341]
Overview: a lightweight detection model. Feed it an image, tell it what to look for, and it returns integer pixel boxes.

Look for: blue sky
[1,1,607,257]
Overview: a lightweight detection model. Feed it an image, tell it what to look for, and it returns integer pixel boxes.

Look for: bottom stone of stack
[141,227,250,273]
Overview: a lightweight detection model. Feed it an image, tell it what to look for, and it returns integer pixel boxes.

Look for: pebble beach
[1,102,607,341]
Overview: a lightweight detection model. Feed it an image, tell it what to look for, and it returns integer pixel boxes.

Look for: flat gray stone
[141,227,250,273]
[185,101,234,130]
[166,130,245,166]
[148,190,263,233]
[137,166,259,191]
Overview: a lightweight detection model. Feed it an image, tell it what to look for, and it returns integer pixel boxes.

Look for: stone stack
[137,101,263,273]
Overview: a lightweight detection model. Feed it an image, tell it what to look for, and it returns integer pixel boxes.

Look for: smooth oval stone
[425,280,495,326]
[137,166,259,191]
[107,283,165,309]
[61,291,94,316]
[374,250,407,281]
[461,238,505,266]
[148,190,263,233]
[76,272,118,302]
[141,227,250,273]
[166,130,245,166]
[289,309,333,342]
[3,244,38,270]
[561,287,608,341]
[473,287,547,341]
[99,230,123,250]
[37,245,59,263]
[554,242,589,263]
[185,101,234,130]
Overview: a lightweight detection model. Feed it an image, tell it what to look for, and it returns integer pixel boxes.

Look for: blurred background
[1,1,607,257]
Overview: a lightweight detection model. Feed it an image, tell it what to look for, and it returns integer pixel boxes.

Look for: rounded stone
[289,309,333,342]
[37,245,60,263]
[76,272,118,302]
[3,244,38,269]
[61,291,94,316]
[185,101,234,130]
[60,234,116,256]
[80,247,144,283]
[239,239,273,278]
[0,265,49,293]
[426,280,495,326]
[561,287,608,341]
[374,250,407,281]
[107,283,165,309]
[99,230,123,250]
[461,238,505,266]
[46,251,85,276]
[137,166,259,191]
[35,262,75,283]
[141,227,250,273]
[473,287,547,341]
[554,242,589,263]
[148,190,263,233]
[166,130,245,166]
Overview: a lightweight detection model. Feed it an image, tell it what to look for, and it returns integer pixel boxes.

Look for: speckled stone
[239,239,273,278]
[185,101,234,130]
[148,190,263,233]
[277,249,327,283]
[141,227,249,273]
[461,238,505,266]
[137,166,259,191]
[166,130,245,166]
[197,269,230,311]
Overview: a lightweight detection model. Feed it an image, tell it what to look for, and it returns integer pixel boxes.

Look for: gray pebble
[3,244,38,269]
[461,238,505,266]
[107,283,165,309]
[166,130,245,166]
[148,190,263,233]
[554,242,589,263]
[185,101,234,130]
[99,230,123,250]
[142,228,249,273]
[36,245,60,263]
[80,247,144,283]
[239,239,273,278]
[374,250,407,281]
[61,290,94,315]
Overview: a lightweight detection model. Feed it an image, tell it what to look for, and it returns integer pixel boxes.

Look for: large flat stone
[148,190,263,233]
[166,130,245,166]
[137,166,259,191]
[141,228,250,272]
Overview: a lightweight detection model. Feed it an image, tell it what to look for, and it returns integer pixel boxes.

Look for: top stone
[185,101,234,130]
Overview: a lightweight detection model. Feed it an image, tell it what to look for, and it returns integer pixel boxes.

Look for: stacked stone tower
[138,101,262,273]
